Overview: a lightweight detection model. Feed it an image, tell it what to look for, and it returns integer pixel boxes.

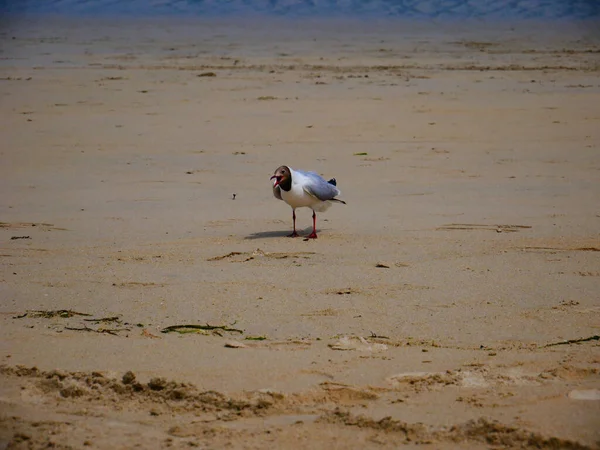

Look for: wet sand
[1,17,599,449]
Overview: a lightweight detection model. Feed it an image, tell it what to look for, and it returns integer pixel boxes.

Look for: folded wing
[298,170,342,202]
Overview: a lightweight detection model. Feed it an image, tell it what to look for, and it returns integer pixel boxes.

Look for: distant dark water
[1,0,599,19]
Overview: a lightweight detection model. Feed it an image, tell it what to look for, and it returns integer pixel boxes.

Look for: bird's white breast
[280,169,321,209]
[280,182,316,209]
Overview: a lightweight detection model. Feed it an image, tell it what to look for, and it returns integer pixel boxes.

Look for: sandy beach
[1,16,599,449]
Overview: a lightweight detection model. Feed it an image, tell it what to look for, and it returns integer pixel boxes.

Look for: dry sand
[1,16,599,449]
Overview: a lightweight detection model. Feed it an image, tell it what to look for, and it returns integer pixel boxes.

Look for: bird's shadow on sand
[244,228,317,240]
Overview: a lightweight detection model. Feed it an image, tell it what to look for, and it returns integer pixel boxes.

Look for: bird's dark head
[270,165,291,189]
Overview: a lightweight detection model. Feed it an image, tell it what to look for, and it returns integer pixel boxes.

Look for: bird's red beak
[270,175,281,187]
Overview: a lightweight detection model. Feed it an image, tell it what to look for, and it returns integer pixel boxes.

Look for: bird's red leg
[288,210,299,237]
[307,211,318,239]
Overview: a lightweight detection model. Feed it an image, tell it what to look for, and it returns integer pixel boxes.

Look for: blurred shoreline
[1,0,599,19]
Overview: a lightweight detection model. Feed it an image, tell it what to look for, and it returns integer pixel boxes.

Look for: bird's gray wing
[272,184,283,200]
[297,170,341,201]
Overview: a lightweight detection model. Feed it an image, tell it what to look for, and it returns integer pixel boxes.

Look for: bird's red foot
[288,231,299,238]
[307,232,318,239]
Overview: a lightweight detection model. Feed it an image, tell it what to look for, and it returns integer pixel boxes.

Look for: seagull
[270,165,346,238]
